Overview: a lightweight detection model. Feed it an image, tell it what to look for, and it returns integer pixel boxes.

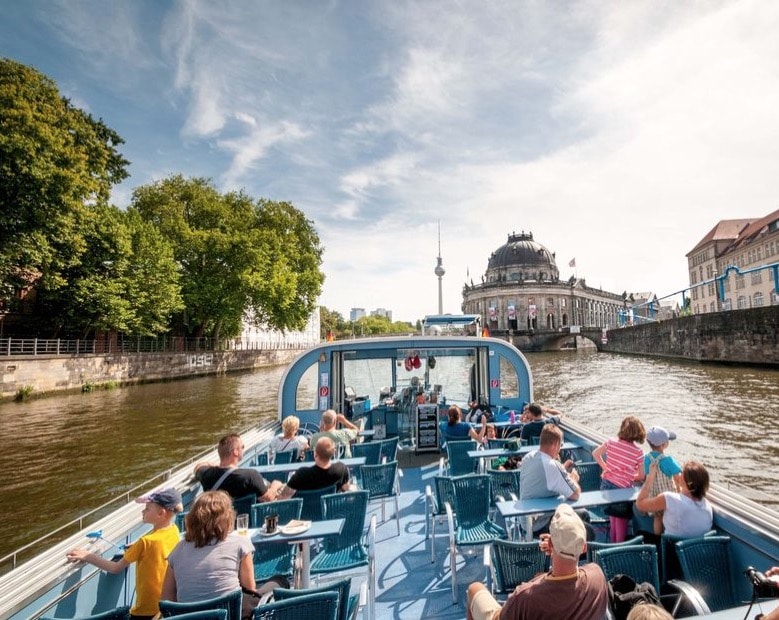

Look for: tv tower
[434,222,445,314]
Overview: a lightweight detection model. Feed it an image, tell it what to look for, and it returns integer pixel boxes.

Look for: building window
[754,292,764,307]
[737,295,748,309]
[724,279,731,293]
[736,275,745,289]
[692,288,698,300]
[722,299,732,311]
[708,283,715,296]
[706,265,713,278]
[710,301,716,312]
[751,271,762,285]
[547,297,554,306]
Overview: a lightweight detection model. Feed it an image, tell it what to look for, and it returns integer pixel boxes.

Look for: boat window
[499,355,519,400]
[295,360,319,411]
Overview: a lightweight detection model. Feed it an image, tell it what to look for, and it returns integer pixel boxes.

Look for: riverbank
[0,348,302,401]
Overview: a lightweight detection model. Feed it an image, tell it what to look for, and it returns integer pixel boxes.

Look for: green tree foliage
[35,205,183,337]
[132,175,324,339]
[320,306,347,339]
[0,58,129,307]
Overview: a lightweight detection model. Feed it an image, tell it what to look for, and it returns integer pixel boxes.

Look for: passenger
[162,490,284,619]
[593,415,646,542]
[755,567,779,620]
[633,426,683,534]
[519,424,593,539]
[66,488,183,620]
[519,402,561,444]
[194,433,282,502]
[444,404,487,442]
[626,604,674,620]
[277,437,351,498]
[309,409,359,458]
[466,504,608,620]
[635,460,713,537]
[466,398,492,423]
[269,415,309,461]
[483,423,498,445]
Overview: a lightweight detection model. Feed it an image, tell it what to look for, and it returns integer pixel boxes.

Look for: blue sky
[2,1,778,323]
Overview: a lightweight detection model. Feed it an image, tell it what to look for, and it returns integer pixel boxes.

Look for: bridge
[493,304,779,366]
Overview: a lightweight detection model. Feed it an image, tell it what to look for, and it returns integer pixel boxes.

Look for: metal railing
[0,336,316,357]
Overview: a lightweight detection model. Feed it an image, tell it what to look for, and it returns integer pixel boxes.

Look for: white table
[496,487,639,540]
[249,518,345,588]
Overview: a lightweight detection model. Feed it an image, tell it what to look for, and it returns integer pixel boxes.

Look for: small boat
[1,334,778,619]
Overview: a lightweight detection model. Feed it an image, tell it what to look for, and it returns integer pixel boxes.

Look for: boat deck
[366,450,481,619]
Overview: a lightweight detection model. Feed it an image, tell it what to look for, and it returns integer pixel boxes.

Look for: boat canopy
[423,314,481,327]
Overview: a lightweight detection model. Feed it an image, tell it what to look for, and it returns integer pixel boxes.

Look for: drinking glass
[236,513,249,535]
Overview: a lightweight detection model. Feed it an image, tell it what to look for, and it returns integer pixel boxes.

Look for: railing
[0,336,316,357]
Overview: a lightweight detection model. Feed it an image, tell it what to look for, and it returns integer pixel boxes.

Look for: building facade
[461,231,625,332]
[686,209,779,314]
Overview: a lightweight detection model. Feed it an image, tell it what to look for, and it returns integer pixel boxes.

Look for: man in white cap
[466,504,608,620]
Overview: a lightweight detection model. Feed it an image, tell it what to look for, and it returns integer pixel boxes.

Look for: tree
[132,175,324,339]
[0,58,129,310]
[34,205,183,337]
[320,306,347,339]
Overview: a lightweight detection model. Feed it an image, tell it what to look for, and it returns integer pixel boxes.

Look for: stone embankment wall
[600,305,779,366]
[0,348,303,400]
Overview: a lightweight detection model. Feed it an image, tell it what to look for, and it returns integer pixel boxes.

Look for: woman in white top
[636,460,713,537]
[269,415,309,461]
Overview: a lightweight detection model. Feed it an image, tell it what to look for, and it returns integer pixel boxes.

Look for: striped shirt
[602,438,643,488]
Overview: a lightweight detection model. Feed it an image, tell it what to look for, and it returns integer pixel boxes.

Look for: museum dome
[485,231,559,283]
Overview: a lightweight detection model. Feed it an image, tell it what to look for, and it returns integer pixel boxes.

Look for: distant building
[461,231,624,332]
[686,209,779,314]
[349,308,366,322]
[371,308,393,321]
[239,307,320,348]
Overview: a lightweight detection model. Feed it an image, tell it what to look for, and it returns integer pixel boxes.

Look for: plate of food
[279,520,312,536]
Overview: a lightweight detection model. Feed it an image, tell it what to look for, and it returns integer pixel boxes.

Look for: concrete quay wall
[0,348,303,400]
[600,305,779,366]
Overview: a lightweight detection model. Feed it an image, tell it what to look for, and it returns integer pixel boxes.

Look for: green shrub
[14,385,34,402]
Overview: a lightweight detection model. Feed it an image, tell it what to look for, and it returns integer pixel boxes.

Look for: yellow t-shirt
[122,524,180,616]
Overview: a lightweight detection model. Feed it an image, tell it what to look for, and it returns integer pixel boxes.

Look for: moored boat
[1,334,778,619]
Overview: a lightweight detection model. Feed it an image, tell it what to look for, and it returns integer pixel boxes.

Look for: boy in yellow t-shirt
[67,488,183,620]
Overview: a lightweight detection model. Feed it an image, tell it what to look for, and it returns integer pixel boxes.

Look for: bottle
[509,411,516,424]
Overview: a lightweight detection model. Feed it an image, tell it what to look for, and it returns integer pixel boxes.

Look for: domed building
[462,231,624,345]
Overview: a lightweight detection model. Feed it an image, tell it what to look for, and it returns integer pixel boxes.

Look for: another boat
[1,334,778,619]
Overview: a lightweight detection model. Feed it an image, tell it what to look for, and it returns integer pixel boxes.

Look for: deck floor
[362,451,483,619]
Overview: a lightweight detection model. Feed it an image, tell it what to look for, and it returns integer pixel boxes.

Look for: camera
[744,567,779,598]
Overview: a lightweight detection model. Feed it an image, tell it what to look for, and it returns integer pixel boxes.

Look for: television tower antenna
[434,222,445,314]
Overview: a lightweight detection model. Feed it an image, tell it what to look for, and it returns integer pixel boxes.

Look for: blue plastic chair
[352,442,382,466]
[42,607,130,620]
[162,612,227,620]
[310,491,376,620]
[232,494,256,522]
[253,591,339,620]
[378,437,399,462]
[159,589,242,620]
[593,544,661,593]
[575,462,603,493]
[446,474,507,603]
[250,498,303,581]
[675,535,739,613]
[659,529,717,584]
[273,578,357,620]
[446,440,478,476]
[487,438,511,450]
[251,452,269,467]
[297,484,337,522]
[175,511,188,531]
[486,468,521,504]
[425,475,455,562]
[585,535,644,563]
[274,449,297,464]
[360,460,401,536]
[490,539,548,596]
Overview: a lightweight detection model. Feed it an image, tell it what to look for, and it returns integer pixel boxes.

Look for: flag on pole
[569,258,576,268]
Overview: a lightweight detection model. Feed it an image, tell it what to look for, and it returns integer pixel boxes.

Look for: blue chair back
[446,440,478,476]
[659,529,717,583]
[586,535,644,563]
[42,607,130,620]
[251,497,304,581]
[451,474,492,528]
[675,536,738,612]
[320,490,369,554]
[379,437,399,462]
[273,578,354,620]
[166,612,228,620]
[274,449,297,464]
[486,468,520,504]
[175,511,188,532]
[594,544,660,593]
[232,494,255,521]
[575,462,603,493]
[253,591,338,620]
[297,484,337,521]
[251,498,303,529]
[360,461,398,499]
[159,589,242,620]
[251,453,269,467]
[487,438,510,450]
[352,442,382,465]
[491,539,548,594]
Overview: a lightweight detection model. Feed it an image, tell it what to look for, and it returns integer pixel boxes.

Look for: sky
[2,0,778,323]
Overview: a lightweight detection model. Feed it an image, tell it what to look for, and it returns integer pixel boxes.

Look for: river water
[0,351,777,562]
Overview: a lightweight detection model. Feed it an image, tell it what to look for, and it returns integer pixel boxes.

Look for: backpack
[608,574,661,620]
[648,454,677,497]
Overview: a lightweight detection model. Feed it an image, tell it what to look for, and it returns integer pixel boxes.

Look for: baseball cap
[136,488,183,512]
[549,504,587,559]
[646,426,677,446]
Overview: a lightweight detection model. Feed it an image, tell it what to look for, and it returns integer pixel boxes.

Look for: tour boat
[1,333,777,619]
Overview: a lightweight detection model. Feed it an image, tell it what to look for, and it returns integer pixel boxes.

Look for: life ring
[412,354,421,369]
[404,356,413,372]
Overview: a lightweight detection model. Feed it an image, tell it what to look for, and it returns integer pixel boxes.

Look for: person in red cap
[66,488,183,620]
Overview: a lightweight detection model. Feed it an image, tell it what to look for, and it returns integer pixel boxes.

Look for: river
[0,351,777,562]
